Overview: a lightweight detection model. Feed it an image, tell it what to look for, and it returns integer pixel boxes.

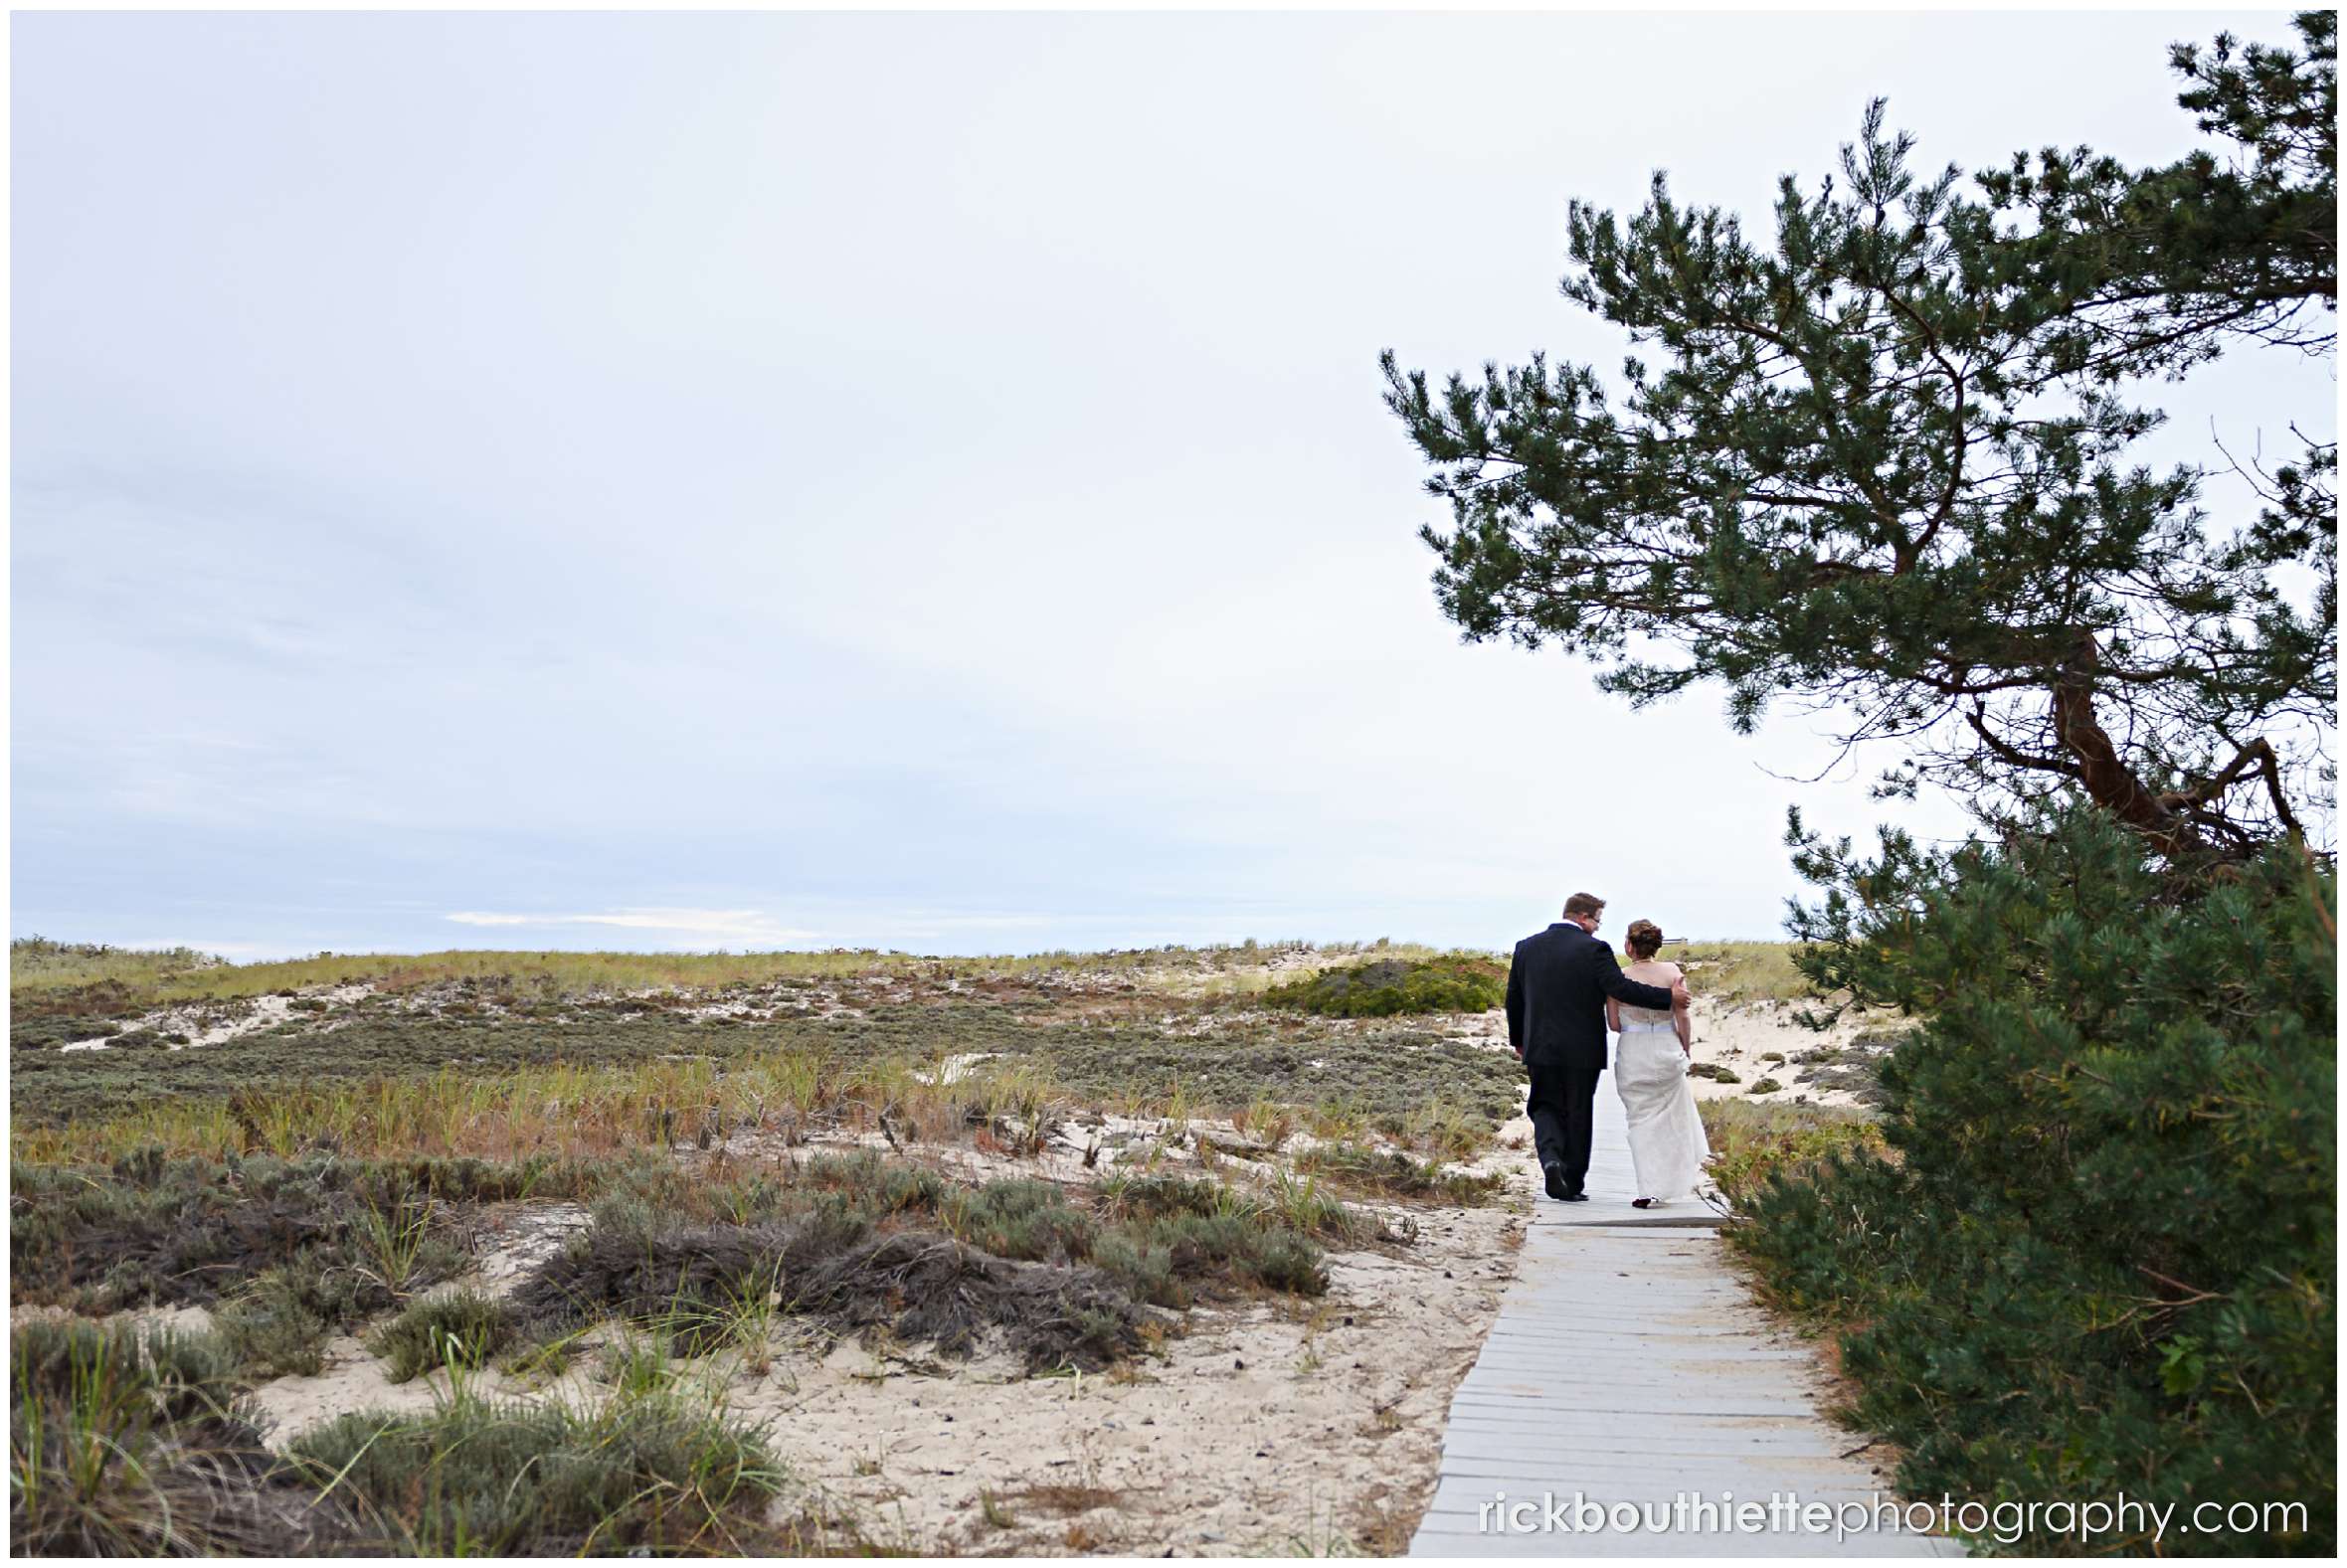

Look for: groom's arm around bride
[1502,892,1691,1201]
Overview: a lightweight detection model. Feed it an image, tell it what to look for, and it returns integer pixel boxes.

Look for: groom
[1506,892,1689,1201]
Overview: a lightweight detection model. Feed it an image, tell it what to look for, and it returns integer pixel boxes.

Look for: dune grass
[7,936,1447,1006]
[7,936,228,988]
[1287,1141,1510,1205]
[8,1317,339,1555]
[6,1310,812,1556]
[6,935,1550,1555]
[11,997,1526,1165]
[1670,941,1825,1004]
[368,1291,520,1383]
[7,1307,808,1557]
[16,1132,1386,1382]
[284,1385,789,1555]
[1696,1098,1887,1210]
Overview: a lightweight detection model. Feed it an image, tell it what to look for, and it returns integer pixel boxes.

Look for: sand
[230,1113,1534,1556]
[60,982,375,1053]
[1683,995,1900,1109]
[1431,994,1895,1112]
[728,1201,1523,1555]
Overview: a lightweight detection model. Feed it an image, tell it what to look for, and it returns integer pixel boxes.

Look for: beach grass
[1697,1098,1886,1210]
[11,995,1524,1163]
[7,937,1450,1006]
[1670,940,1825,1004]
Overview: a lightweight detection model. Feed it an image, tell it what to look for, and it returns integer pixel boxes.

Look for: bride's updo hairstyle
[1625,920,1665,960]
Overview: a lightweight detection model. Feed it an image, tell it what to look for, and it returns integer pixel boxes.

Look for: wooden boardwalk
[1409,1084,1963,1557]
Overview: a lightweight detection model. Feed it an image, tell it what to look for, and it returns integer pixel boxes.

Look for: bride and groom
[1504,891,1712,1205]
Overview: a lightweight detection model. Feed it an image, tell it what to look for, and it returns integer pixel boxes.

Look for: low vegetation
[6,1310,795,1556]
[1264,952,1506,1017]
[282,1389,787,1554]
[8,936,224,988]
[10,990,1524,1149]
[1665,941,1823,1005]
[368,1291,519,1383]
[1288,1141,1509,1205]
[15,1141,1370,1377]
[9,1149,493,1317]
[6,937,1433,1008]
[8,1317,346,1556]
[9,1132,1405,1552]
[1696,1099,1886,1213]
[3,935,1539,1555]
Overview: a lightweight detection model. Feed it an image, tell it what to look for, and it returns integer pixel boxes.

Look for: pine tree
[1750,807,2336,1553]
[1382,14,2334,862]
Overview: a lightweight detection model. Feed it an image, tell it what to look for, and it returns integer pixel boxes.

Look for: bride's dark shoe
[1631,1198,1657,1209]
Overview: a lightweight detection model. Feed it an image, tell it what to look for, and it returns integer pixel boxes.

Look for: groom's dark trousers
[1506,921,1676,1194]
[1527,1064,1606,1189]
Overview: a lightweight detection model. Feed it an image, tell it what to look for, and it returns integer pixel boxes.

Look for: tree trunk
[2049,636,2207,856]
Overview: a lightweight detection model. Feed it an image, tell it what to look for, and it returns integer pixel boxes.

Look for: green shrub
[1744,1077,1783,1095]
[950,1177,1096,1263]
[1264,954,1505,1017]
[1245,1231,1331,1295]
[1090,1233,1177,1306]
[215,1265,336,1377]
[1134,1211,1330,1299]
[367,1290,518,1383]
[1740,806,2334,1553]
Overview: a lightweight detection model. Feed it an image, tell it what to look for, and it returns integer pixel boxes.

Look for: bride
[1605,920,1711,1207]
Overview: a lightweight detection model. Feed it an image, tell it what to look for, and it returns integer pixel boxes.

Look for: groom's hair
[1562,892,1606,919]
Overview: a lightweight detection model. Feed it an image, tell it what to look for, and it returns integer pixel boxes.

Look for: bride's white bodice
[1618,964,1679,1028]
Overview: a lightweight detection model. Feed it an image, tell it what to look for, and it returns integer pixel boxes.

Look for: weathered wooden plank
[1445,1399,1830,1427]
[1407,1083,1961,1558]
[1436,1427,1852,1460]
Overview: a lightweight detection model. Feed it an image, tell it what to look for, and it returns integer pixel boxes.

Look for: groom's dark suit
[1506,921,1677,1194]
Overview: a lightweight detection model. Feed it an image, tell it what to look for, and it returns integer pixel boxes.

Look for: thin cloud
[446,909,820,944]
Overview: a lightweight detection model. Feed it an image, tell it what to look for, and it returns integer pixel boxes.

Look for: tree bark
[2049,635,2208,856]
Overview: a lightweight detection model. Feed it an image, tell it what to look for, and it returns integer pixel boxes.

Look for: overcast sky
[11,9,2325,959]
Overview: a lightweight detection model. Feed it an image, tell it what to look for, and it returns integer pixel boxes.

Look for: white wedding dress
[1613,979,1711,1202]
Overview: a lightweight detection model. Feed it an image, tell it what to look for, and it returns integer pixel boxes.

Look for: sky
[10,8,2329,959]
